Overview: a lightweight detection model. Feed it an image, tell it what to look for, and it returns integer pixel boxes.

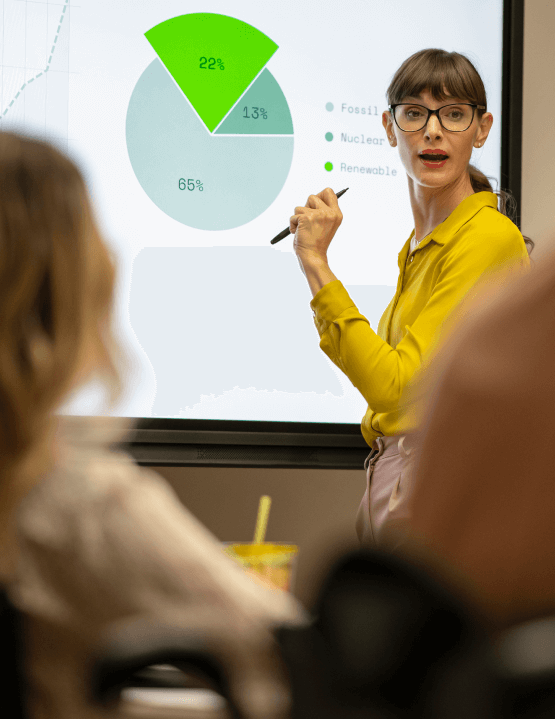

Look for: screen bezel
[117,0,524,469]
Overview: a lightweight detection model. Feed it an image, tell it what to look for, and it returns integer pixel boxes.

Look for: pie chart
[126,13,294,230]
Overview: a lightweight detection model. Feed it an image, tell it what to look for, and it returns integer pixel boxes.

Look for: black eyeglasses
[389,103,486,133]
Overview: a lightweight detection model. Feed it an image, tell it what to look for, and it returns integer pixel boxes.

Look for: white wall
[522,0,555,253]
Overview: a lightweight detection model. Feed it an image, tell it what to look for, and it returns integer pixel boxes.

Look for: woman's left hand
[290,187,343,262]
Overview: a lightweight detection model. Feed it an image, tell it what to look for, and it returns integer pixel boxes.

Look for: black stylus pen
[270,188,349,245]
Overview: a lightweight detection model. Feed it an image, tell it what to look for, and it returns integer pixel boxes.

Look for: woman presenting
[289,49,532,547]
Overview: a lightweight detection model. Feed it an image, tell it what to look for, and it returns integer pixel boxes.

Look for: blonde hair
[387,48,534,254]
[0,132,122,560]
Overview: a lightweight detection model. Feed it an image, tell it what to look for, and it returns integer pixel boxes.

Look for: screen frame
[119,0,524,469]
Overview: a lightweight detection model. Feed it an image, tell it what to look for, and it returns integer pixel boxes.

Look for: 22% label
[199,58,224,70]
[179,179,204,191]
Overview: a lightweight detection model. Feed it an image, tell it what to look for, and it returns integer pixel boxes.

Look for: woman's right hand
[289,187,343,263]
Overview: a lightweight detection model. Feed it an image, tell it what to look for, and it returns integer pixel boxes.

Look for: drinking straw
[253,495,272,544]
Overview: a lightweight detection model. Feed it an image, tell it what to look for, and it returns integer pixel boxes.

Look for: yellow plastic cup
[223,542,299,592]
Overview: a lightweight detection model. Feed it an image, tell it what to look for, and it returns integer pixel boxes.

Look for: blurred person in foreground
[387,234,555,635]
[0,131,303,719]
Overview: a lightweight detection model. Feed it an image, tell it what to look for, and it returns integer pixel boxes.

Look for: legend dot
[325,162,333,172]
[325,132,333,142]
[325,102,334,112]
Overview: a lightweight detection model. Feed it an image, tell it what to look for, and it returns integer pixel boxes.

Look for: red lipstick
[419,149,449,168]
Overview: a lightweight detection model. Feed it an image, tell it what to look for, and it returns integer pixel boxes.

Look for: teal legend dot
[326,102,334,111]
[325,132,333,142]
[325,162,333,172]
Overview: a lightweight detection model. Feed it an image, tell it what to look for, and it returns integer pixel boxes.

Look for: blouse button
[409,256,414,263]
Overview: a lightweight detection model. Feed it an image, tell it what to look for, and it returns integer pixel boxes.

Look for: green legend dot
[325,162,333,172]
[326,102,334,111]
[325,132,333,142]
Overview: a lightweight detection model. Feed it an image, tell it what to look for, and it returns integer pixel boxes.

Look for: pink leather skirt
[355,434,417,548]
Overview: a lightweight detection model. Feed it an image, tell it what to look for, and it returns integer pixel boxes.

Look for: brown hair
[386,48,534,255]
[0,132,122,563]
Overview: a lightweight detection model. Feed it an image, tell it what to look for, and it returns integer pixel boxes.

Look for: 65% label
[179,179,204,191]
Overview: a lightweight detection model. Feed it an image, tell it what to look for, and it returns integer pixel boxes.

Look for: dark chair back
[90,619,243,718]
[276,549,555,719]
[0,586,28,719]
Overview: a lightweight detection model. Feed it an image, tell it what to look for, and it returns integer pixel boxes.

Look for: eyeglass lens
[395,104,474,132]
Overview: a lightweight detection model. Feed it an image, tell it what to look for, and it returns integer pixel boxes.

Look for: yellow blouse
[310,191,530,447]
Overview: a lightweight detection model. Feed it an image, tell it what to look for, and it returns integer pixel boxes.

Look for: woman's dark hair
[386,48,533,255]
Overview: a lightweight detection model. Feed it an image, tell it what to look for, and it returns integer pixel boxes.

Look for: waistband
[371,434,402,457]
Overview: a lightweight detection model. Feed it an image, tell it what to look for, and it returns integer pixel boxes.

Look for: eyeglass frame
[388,102,487,132]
